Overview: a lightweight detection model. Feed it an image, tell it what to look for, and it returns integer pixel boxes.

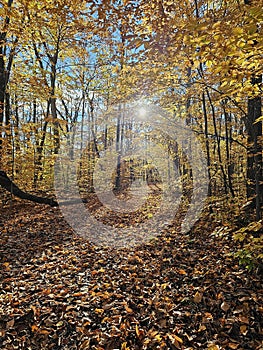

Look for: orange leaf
[135,324,144,339]
[228,343,239,349]
[39,329,50,335]
[94,308,104,314]
[125,305,133,313]
[3,262,10,270]
[41,289,51,295]
[135,324,140,337]
[31,324,39,332]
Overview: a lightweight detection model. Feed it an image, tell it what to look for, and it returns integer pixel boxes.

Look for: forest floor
[0,196,262,350]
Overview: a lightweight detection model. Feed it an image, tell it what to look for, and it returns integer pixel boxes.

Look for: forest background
[0,0,262,260]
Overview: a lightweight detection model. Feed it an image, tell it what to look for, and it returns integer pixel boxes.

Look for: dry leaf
[221,301,231,312]
[207,345,220,350]
[194,291,203,303]
[240,325,247,335]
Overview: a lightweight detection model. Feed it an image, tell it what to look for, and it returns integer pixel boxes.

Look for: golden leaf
[207,345,220,350]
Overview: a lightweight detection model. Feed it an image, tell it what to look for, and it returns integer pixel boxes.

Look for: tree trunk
[0,170,58,206]
[207,89,228,196]
[223,107,235,197]
[114,107,122,191]
[50,57,60,154]
[243,0,262,219]
[0,0,14,150]
[0,52,5,136]
[202,92,212,197]
[246,75,262,219]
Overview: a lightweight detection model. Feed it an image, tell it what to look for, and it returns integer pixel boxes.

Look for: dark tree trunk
[0,171,58,206]
[207,89,229,196]
[224,108,235,197]
[0,52,5,131]
[0,41,6,151]
[0,0,14,149]
[114,111,122,191]
[246,76,262,219]
[202,92,212,197]
[244,0,262,219]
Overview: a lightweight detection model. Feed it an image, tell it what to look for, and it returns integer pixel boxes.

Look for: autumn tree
[1,0,262,219]
[0,0,27,157]
[125,0,262,217]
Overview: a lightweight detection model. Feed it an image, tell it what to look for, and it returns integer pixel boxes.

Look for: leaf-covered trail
[0,201,262,349]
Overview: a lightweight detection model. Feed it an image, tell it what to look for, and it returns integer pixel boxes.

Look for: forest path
[0,199,262,349]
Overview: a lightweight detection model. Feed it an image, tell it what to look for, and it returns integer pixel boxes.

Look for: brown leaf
[240,325,248,335]
[168,333,183,348]
[238,316,249,324]
[221,301,231,312]
[38,329,50,335]
[194,291,203,303]
[6,318,14,329]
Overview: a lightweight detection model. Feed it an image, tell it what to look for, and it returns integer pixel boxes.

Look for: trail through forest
[0,199,262,350]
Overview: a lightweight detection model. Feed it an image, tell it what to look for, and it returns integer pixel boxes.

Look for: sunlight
[138,106,147,118]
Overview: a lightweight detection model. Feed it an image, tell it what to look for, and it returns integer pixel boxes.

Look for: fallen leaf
[228,343,239,349]
[221,301,231,312]
[31,324,38,332]
[194,291,203,303]
[240,325,247,335]
[207,345,220,350]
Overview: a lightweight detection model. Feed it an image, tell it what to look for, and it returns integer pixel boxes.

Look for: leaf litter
[0,199,262,349]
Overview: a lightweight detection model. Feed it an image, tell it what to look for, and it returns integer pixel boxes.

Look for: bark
[202,92,212,197]
[207,89,229,196]
[0,50,5,130]
[223,107,235,197]
[0,170,58,206]
[0,0,15,148]
[246,76,262,219]
[244,1,262,217]
[50,55,60,154]
[114,109,122,191]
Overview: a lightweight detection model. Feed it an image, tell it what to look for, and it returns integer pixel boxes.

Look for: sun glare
[138,107,147,118]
